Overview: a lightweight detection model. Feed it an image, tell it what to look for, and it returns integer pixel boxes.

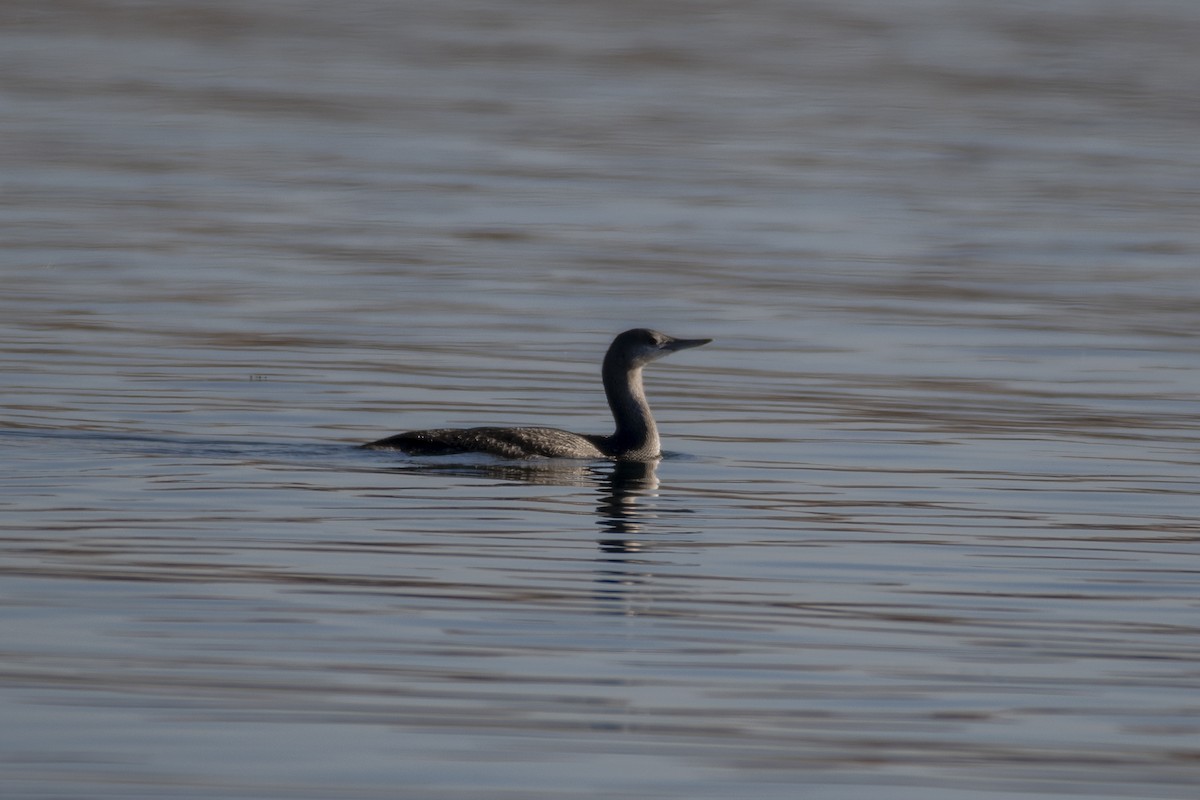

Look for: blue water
[2,1,1198,798]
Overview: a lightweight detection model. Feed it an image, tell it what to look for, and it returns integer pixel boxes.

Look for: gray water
[2,1,1199,798]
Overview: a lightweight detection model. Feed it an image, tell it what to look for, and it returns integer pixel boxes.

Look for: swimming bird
[362,328,711,460]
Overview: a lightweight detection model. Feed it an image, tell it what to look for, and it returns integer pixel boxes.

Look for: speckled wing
[363,427,607,459]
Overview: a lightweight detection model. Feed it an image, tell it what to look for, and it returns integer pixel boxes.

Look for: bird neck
[602,361,659,458]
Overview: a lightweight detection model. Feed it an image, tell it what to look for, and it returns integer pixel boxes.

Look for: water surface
[2,1,1199,798]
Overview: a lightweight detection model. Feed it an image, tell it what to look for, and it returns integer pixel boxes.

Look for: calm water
[2,1,1199,798]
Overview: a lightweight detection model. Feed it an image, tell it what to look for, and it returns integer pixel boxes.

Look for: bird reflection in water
[591,459,673,617]
[380,456,694,616]
[595,459,661,553]
[384,457,670,549]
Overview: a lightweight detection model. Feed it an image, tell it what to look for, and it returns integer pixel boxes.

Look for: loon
[362,328,711,460]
